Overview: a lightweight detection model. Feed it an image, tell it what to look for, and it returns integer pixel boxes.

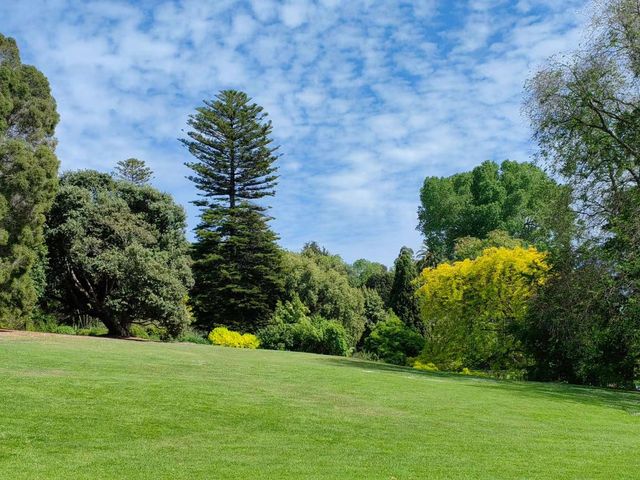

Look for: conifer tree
[0,34,59,326]
[182,90,283,331]
[113,158,153,185]
[389,247,422,333]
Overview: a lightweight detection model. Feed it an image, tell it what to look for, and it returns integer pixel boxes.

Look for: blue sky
[0,0,589,265]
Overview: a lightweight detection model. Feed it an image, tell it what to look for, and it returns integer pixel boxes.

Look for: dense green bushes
[364,314,424,365]
[258,297,350,356]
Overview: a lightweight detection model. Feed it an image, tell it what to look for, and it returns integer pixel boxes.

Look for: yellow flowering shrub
[413,360,439,372]
[208,327,260,349]
[415,246,550,372]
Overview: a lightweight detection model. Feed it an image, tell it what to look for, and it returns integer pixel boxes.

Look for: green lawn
[0,332,638,479]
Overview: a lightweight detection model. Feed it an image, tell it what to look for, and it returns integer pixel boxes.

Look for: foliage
[349,258,388,287]
[363,270,394,306]
[388,247,422,332]
[416,246,550,372]
[413,360,439,372]
[524,0,640,387]
[44,170,193,337]
[113,158,153,185]
[258,297,350,356]
[453,229,525,261]
[208,326,260,349]
[176,326,209,344]
[359,287,387,347]
[364,313,425,365]
[0,34,59,327]
[183,90,283,332]
[521,254,639,388]
[418,160,573,261]
[281,248,366,347]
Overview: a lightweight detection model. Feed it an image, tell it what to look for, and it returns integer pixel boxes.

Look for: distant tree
[416,246,550,372]
[44,171,193,337]
[113,158,153,185]
[0,34,59,327]
[359,287,387,347]
[453,229,525,261]
[281,249,366,347]
[388,247,422,332]
[417,160,573,261]
[182,90,283,332]
[349,258,388,287]
[364,270,394,307]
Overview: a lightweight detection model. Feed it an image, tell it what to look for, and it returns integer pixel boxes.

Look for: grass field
[0,331,639,479]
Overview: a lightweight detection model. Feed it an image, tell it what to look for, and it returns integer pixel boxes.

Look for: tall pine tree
[182,90,283,332]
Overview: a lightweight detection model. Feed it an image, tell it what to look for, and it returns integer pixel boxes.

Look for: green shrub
[413,360,439,372]
[129,324,150,339]
[177,327,208,344]
[364,313,425,365]
[258,298,350,356]
[54,325,76,335]
[76,326,109,336]
[208,327,259,349]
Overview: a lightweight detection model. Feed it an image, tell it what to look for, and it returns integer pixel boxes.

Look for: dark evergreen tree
[113,158,153,185]
[182,90,283,332]
[0,34,59,327]
[389,247,422,332]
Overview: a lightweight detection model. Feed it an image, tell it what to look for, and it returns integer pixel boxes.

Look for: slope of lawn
[0,331,639,479]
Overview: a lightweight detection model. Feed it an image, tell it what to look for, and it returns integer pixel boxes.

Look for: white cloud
[0,0,591,264]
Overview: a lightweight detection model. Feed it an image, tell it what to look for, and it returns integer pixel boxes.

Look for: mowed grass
[0,332,639,479]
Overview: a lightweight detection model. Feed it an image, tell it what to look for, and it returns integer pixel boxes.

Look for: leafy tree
[364,270,394,307]
[359,287,387,348]
[44,170,193,337]
[453,229,525,261]
[417,160,573,261]
[364,313,425,365]
[113,158,153,185]
[182,90,283,332]
[524,0,640,387]
[389,247,422,332]
[0,34,59,327]
[281,248,366,347]
[349,259,388,287]
[416,247,550,372]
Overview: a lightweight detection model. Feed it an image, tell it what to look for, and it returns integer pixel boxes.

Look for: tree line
[0,0,638,389]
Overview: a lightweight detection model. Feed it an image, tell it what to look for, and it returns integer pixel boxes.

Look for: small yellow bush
[413,360,439,372]
[208,327,259,349]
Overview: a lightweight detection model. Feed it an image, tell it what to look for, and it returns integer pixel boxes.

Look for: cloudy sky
[0,0,590,265]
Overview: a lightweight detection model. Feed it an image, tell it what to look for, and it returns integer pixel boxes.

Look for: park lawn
[0,331,638,479]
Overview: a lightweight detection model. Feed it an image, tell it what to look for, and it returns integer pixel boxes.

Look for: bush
[258,298,350,356]
[413,360,439,372]
[364,313,425,365]
[208,327,259,349]
[129,324,150,339]
[177,327,208,344]
[76,326,108,336]
[54,325,76,335]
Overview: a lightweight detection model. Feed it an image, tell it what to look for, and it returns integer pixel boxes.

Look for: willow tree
[0,34,59,326]
[182,90,283,332]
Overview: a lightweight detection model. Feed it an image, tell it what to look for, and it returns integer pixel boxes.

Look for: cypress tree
[182,90,283,332]
[389,247,423,332]
[0,34,59,327]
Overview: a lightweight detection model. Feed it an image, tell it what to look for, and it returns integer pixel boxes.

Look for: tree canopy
[418,160,573,261]
[44,170,193,337]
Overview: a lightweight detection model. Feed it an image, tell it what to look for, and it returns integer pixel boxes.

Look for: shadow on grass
[326,357,640,416]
